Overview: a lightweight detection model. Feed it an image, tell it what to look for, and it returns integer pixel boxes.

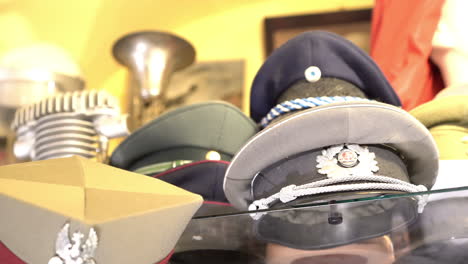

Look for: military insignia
[316,144,379,178]
[337,148,358,167]
[48,223,98,264]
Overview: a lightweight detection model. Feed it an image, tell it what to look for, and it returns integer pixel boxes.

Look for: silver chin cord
[11,90,129,162]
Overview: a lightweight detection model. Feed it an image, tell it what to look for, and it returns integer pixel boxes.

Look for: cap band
[249,175,428,219]
[134,160,194,175]
[260,96,371,127]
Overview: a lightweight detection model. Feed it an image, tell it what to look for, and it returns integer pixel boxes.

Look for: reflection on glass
[175,187,468,264]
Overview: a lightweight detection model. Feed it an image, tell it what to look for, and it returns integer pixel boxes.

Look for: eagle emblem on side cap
[48,223,98,264]
[316,144,379,178]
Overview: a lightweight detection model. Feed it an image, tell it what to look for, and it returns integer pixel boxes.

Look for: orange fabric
[371,0,445,110]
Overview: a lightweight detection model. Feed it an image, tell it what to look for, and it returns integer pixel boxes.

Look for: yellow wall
[0,0,373,113]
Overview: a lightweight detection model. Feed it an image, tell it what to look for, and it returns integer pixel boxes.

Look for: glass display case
[173,186,468,263]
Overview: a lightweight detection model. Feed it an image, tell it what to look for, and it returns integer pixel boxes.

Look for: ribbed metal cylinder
[32,113,98,160]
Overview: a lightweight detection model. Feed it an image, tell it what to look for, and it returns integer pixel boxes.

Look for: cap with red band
[154,160,264,264]
[108,101,260,263]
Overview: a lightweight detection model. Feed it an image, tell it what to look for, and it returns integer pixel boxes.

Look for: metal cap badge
[48,223,98,264]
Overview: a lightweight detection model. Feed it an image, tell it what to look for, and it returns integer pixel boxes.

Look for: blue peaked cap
[250,31,401,122]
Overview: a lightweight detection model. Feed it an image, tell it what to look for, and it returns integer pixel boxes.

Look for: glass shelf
[173,186,468,264]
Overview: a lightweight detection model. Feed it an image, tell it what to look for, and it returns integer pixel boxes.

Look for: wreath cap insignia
[316,144,379,178]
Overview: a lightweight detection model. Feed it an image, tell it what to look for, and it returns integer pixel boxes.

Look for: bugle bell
[112,31,196,129]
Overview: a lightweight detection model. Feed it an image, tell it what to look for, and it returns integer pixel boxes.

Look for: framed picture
[264,9,372,57]
[165,59,244,111]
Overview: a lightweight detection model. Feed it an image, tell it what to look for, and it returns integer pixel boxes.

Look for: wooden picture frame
[264,9,372,58]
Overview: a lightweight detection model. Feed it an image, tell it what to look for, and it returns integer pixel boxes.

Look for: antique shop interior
[1,0,468,263]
